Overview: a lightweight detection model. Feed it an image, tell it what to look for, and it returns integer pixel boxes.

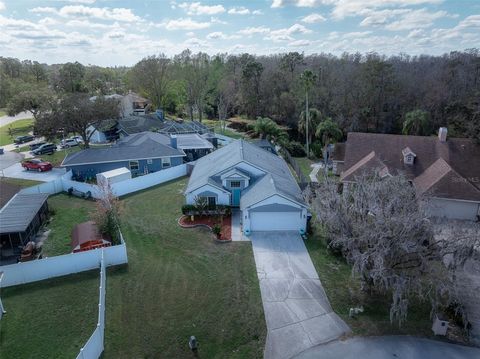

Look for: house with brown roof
[340,127,480,221]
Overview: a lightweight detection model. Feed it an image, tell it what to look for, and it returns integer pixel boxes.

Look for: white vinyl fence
[19,164,188,199]
[76,254,106,359]
[0,232,127,288]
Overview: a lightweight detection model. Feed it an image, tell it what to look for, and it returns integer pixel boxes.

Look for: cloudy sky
[0,0,479,66]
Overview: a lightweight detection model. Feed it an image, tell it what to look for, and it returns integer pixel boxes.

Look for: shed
[0,194,49,259]
[96,167,132,186]
[71,221,111,253]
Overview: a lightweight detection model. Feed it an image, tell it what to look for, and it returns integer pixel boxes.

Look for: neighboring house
[340,128,480,221]
[61,132,185,179]
[331,143,346,176]
[185,140,308,233]
[117,113,212,137]
[89,92,151,117]
[252,139,277,155]
[86,119,118,144]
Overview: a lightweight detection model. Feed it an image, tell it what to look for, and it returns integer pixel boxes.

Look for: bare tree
[306,173,480,325]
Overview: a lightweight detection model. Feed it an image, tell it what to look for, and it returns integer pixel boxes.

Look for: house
[0,194,49,261]
[61,132,186,179]
[252,139,277,155]
[340,128,480,221]
[90,92,151,118]
[185,140,308,233]
[86,119,118,144]
[117,113,213,137]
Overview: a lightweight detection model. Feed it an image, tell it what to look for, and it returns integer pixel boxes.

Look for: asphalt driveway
[250,232,350,359]
[294,336,480,359]
[1,162,65,182]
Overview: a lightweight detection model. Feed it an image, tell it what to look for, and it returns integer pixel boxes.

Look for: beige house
[340,128,480,221]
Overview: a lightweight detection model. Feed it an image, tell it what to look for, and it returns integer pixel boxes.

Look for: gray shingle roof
[62,132,185,167]
[186,140,306,208]
[0,193,48,233]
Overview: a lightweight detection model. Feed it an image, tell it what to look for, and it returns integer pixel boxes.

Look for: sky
[0,0,479,66]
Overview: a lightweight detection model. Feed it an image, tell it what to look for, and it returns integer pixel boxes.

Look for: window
[162,157,171,168]
[230,180,241,188]
[207,197,216,206]
[129,161,139,171]
[147,159,153,164]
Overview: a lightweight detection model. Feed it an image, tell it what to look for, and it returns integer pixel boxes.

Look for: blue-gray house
[61,132,186,180]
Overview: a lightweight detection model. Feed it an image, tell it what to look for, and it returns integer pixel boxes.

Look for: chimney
[438,127,448,142]
[170,135,177,149]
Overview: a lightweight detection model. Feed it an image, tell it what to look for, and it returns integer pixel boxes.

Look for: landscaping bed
[179,214,232,241]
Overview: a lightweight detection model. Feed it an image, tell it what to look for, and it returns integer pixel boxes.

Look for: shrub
[182,204,197,215]
[212,224,221,236]
[311,141,323,158]
[285,141,306,157]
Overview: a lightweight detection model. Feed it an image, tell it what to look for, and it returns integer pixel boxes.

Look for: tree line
[1,49,479,148]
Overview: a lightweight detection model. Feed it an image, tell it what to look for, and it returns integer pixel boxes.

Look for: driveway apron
[250,232,350,359]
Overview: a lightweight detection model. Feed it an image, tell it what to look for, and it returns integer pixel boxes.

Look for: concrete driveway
[250,232,350,359]
[0,111,32,127]
[1,162,66,182]
[294,336,480,359]
[0,150,23,170]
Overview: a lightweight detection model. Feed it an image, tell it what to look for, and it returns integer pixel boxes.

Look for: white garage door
[249,211,304,231]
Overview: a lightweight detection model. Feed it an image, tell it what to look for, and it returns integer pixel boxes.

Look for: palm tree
[316,117,343,171]
[402,109,430,136]
[252,117,279,139]
[299,108,321,148]
[300,70,317,157]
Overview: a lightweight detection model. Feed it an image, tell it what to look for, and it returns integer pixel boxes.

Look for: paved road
[1,162,66,182]
[0,150,23,170]
[294,336,480,359]
[250,232,350,359]
[0,111,32,127]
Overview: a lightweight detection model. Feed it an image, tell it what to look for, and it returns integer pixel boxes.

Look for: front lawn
[3,178,266,358]
[305,224,433,338]
[0,177,43,188]
[0,118,34,146]
[0,271,99,359]
[293,156,317,180]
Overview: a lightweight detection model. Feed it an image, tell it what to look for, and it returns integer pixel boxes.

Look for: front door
[232,189,241,207]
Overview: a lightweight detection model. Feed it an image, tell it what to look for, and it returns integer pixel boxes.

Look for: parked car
[60,138,79,148]
[14,135,35,144]
[22,159,53,172]
[32,143,57,155]
[29,141,46,151]
[70,136,84,144]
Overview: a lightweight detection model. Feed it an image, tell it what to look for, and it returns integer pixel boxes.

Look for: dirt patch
[179,215,232,240]
[0,180,21,207]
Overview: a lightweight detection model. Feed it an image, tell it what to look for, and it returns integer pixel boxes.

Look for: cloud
[206,31,240,40]
[31,5,141,22]
[266,23,312,42]
[301,13,326,23]
[238,26,270,36]
[253,10,263,15]
[183,37,209,47]
[271,0,327,8]
[163,17,211,30]
[359,9,410,27]
[0,1,5,11]
[179,2,225,15]
[228,7,250,15]
[64,0,97,3]
[384,8,448,30]
[289,39,311,46]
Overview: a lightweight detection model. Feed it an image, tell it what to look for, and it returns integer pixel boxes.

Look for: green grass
[3,178,266,358]
[0,109,6,117]
[0,271,99,359]
[204,119,246,139]
[0,118,34,146]
[0,177,43,188]
[42,194,96,256]
[305,224,433,338]
[293,156,316,179]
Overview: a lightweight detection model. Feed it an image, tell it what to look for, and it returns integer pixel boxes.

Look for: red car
[22,159,53,172]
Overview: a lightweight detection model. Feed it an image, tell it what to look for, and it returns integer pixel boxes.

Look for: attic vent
[402,147,416,165]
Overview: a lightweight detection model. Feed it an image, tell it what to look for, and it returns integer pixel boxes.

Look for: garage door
[249,211,304,231]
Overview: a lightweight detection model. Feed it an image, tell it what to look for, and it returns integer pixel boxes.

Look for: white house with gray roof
[185,140,308,233]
